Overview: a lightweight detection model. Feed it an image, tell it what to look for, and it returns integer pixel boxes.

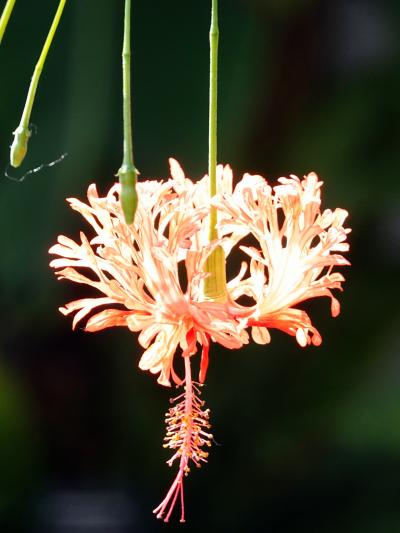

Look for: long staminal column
[154,356,212,522]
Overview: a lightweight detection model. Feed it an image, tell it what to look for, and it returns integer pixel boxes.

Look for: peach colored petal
[85,309,132,331]
[251,326,271,345]
[49,161,247,386]
[216,169,350,346]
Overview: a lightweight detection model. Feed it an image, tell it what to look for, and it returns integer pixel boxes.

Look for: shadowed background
[0,0,399,531]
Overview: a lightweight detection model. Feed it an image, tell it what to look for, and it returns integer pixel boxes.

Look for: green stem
[118,0,138,225]
[10,0,67,167]
[208,0,218,241]
[204,0,227,301]
[0,0,16,45]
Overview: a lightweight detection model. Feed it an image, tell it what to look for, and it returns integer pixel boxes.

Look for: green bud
[10,125,31,168]
[118,163,138,225]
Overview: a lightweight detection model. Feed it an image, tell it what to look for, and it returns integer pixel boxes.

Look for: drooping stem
[204,0,227,301]
[208,0,218,241]
[0,0,16,45]
[154,356,212,522]
[10,0,67,167]
[117,0,138,225]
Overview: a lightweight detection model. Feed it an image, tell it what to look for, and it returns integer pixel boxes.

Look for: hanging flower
[49,159,349,523]
[49,159,248,387]
[214,170,350,347]
[49,159,250,522]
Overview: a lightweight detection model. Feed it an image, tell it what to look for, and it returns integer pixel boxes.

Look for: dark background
[0,0,399,531]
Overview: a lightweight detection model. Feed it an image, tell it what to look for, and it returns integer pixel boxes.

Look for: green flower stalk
[204,0,227,301]
[9,0,67,168]
[0,0,16,45]
[117,0,138,225]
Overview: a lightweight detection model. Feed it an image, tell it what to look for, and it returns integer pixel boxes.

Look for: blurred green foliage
[0,361,39,526]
